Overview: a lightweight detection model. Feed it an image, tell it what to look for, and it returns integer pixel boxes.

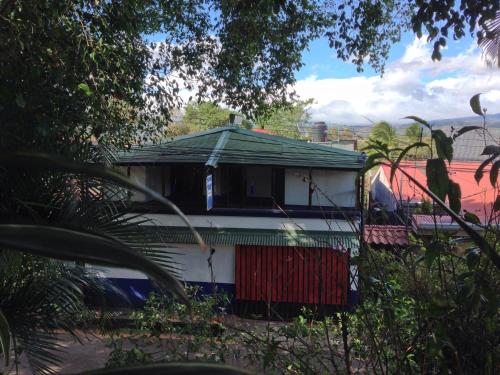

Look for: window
[170,165,204,207]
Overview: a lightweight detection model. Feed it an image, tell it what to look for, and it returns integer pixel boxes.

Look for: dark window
[170,165,204,207]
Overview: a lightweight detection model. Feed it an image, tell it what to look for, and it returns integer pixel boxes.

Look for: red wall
[235,245,348,305]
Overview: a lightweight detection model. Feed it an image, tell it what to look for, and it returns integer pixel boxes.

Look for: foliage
[2,1,498,151]
[359,94,500,374]
[0,252,101,374]
[404,123,424,143]
[0,0,324,150]
[238,309,348,374]
[106,287,234,368]
[105,289,355,374]
[164,123,192,139]
[412,1,499,62]
[369,121,398,147]
[353,241,500,374]
[181,102,251,133]
[254,99,312,139]
[0,147,195,373]
[479,10,500,68]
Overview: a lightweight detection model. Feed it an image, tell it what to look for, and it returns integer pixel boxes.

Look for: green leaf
[464,211,481,225]
[0,225,189,304]
[77,83,93,96]
[390,142,430,183]
[77,362,252,374]
[493,195,500,212]
[0,310,10,366]
[431,129,453,162]
[489,160,500,187]
[470,94,484,116]
[362,152,386,172]
[465,248,481,269]
[481,145,500,155]
[448,179,461,214]
[423,241,444,268]
[404,116,431,129]
[453,125,482,139]
[475,154,498,183]
[0,153,205,250]
[15,93,26,108]
[426,159,449,201]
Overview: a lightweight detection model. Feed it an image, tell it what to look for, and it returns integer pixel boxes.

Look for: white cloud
[295,37,500,125]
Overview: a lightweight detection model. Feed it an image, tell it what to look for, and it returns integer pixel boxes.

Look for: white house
[111,126,365,315]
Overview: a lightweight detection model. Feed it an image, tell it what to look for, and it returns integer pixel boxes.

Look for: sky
[294,32,500,125]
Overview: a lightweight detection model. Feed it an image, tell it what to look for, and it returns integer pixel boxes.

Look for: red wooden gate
[235,245,348,305]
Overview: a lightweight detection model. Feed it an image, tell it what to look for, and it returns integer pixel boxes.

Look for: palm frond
[0,253,114,374]
[479,11,500,68]
[0,224,188,304]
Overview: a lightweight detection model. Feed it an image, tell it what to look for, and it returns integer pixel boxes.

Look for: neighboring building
[370,161,498,233]
[111,126,365,315]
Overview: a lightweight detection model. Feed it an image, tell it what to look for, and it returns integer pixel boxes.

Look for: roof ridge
[160,126,233,143]
[232,127,362,157]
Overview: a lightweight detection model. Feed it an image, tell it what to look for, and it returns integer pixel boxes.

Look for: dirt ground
[0,317,363,374]
[0,317,271,374]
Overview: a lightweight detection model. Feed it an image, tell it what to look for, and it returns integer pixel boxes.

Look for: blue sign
[206,174,213,211]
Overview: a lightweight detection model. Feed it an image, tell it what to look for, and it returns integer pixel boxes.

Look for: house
[110,126,365,315]
[370,161,498,234]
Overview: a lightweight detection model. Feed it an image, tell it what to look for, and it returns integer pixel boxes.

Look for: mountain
[429,113,500,128]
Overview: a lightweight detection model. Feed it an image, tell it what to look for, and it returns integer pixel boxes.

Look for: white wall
[311,170,357,207]
[146,166,163,195]
[130,166,147,202]
[139,213,359,232]
[170,244,235,284]
[129,166,171,199]
[284,168,358,207]
[284,168,309,205]
[92,244,235,284]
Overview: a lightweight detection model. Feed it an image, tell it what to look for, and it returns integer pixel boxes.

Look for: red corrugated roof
[380,161,498,224]
[412,214,453,226]
[364,225,409,246]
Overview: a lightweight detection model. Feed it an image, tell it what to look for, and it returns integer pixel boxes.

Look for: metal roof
[377,161,498,224]
[117,126,364,170]
[442,127,500,161]
[158,226,359,249]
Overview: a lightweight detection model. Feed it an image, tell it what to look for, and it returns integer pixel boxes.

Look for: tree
[2,1,498,151]
[181,102,252,133]
[182,102,231,132]
[405,123,423,143]
[369,121,397,147]
[255,100,312,139]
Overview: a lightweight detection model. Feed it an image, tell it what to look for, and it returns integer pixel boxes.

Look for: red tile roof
[363,225,409,246]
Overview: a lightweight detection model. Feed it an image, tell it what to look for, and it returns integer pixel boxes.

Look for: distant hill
[429,113,500,128]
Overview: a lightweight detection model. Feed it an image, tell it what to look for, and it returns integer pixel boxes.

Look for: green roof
[159,227,359,249]
[117,127,364,170]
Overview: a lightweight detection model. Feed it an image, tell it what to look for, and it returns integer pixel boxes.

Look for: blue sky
[164,26,500,125]
[296,32,476,81]
[292,31,500,124]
